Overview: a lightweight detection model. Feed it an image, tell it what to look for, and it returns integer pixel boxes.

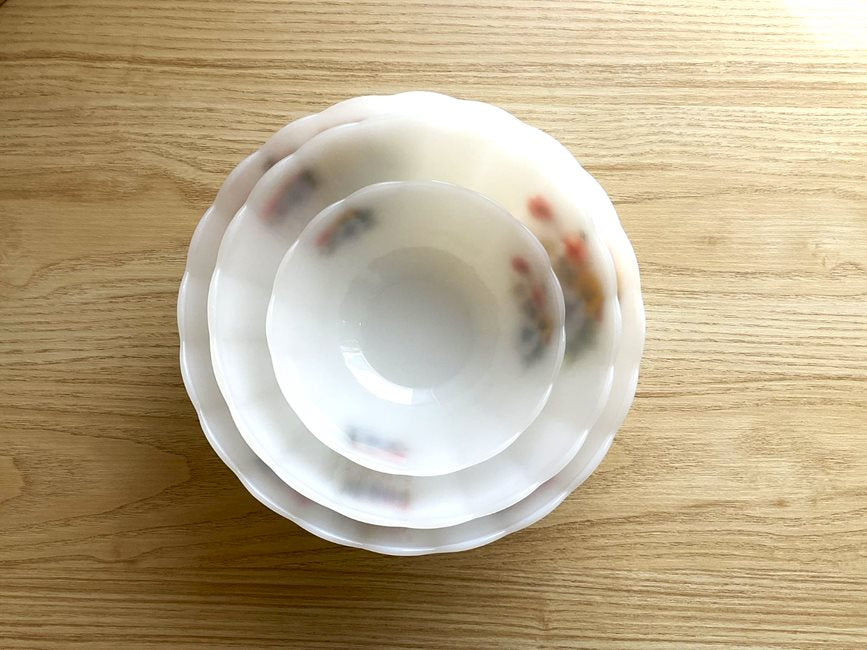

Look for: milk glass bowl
[208,111,621,528]
[266,181,566,476]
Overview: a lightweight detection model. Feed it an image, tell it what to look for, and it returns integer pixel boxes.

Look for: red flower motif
[528,195,554,221]
[511,255,530,275]
[563,233,588,263]
[315,226,336,248]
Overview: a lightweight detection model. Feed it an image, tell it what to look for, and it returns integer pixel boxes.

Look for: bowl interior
[266,181,565,476]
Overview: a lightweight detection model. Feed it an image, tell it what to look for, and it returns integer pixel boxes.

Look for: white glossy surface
[208,111,620,528]
[267,181,565,476]
[178,92,645,553]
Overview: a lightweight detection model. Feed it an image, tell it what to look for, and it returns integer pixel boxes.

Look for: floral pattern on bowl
[315,207,376,254]
[264,168,317,219]
[347,426,409,463]
[511,254,557,365]
[527,195,605,360]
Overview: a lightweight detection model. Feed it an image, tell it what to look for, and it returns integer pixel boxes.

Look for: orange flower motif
[563,232,588,264]
[580,272,604,322]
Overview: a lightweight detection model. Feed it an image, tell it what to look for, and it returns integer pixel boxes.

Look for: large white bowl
[178,92,645,553]
[208,111,620,528]
[267,180,566,477]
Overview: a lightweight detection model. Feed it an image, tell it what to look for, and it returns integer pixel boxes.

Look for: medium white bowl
[267,180,565,476]
[179,91,645,553]
[208,110,620,528]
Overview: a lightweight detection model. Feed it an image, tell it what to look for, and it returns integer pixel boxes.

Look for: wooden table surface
[2,0,866,647]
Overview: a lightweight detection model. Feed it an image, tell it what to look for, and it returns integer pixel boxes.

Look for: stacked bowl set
[178,92,645,555]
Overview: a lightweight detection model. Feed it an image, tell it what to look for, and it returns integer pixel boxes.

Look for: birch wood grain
[1,0,866,647]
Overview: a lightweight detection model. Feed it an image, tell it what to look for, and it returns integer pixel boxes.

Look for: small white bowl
[266,181,566,476]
